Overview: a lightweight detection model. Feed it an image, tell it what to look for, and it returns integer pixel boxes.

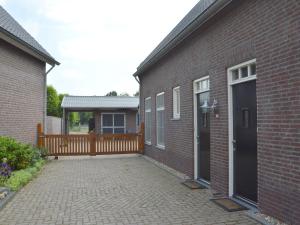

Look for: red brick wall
[139,0,300,224]
[0,39,46,145]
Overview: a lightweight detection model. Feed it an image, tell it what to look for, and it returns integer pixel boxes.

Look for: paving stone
[0,156,258,225]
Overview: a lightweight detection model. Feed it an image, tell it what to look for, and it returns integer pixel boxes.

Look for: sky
[1,0,199,96]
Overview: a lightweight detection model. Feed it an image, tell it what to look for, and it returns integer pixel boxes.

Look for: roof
[61,96,139,109]
[133,0,231,77]
[0,6,59,65]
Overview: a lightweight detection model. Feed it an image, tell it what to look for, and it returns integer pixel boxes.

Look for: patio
[0,155,258,225]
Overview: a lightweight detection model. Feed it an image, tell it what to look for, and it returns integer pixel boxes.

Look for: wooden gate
[37,123,144,156]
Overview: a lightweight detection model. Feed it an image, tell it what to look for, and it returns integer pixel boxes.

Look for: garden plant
[0,136,47,191]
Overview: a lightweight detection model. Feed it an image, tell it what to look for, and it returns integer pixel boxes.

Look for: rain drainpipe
[134,75,141,130]
[43,64,56,135]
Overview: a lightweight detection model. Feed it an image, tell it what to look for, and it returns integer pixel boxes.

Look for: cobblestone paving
[0,156,259,225]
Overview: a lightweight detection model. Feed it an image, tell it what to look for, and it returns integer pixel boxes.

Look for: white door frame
[227,59,257,197]
[193,76,210,180]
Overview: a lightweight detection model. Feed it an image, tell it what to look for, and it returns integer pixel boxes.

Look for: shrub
[0,158,12,184]
[0,136,46,170]
[4,160,46,191]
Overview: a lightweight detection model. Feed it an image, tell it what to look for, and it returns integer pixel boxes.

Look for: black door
[232,80,257,203]
[197,92,210,182]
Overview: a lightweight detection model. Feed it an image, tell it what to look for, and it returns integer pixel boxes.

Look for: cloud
[6,0,200,95]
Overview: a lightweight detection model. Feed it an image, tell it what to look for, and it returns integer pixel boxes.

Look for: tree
[69,112,80,128]
[119,92,129,96]
[106,91,117,96]
[133,91,139,97]
[58,93,68,117]
[47,85,59,117]
[79,112,93,124]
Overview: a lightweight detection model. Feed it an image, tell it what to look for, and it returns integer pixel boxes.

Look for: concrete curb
[0,190,16,210]
[141,155,190,180]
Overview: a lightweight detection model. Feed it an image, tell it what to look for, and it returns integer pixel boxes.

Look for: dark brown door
[197,92,210,182]
[232,80,257,203]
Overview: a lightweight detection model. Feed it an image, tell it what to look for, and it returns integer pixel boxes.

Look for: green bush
[0,136,46,170]
[3,160,46,191]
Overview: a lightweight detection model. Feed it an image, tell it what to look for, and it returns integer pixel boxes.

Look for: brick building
[0,6,59,144]
[134,0,300,224]
[61,96,139,134]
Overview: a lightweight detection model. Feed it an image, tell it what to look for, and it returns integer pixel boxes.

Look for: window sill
[156,145,165,150]
[145,142,152,146]
[171,117,180,121]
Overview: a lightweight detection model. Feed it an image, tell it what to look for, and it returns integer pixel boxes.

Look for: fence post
[37,123,44,148]
[90,131,96,156]
[139,122,145,154]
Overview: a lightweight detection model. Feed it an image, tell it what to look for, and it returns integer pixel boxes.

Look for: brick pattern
[0,39,46,145]
[0,157,258,225]
[139,0,300,224]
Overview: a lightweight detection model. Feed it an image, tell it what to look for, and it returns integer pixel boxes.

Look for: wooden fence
[37,123,144,156]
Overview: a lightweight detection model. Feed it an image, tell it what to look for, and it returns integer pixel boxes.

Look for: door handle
[232,140,236,150]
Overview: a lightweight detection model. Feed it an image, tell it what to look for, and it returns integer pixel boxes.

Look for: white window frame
[173,86,180,119]
[228,59,257,85]
[101,112,126,134]
[145,97,152,145]
[156,92,165,149]
[193,76,210,180]
[227,59,257,197]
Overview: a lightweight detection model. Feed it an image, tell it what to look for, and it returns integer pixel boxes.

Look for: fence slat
[39,129,144,156]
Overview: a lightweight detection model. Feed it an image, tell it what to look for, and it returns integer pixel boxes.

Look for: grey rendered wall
[0,39,46,145]
[46,116,62,134]
[139,0,300,224]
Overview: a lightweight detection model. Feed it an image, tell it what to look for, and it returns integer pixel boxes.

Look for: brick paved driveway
[0,156,258,225]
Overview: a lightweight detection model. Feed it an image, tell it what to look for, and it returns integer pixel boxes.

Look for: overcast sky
[1,0,199,96]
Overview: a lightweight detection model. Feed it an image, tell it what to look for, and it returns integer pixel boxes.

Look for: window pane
[114,114,124,126]
[157,110,164,146]
[232,69,239,80]
[250,64,256,75]
[114,128,125,134]
[103,128,113,134]
[176,89,180,115]
[102,114,113,126]
[241,66,248,78]
[145,98,151,110]
[156,94,164,109]
[173,88,180,118]
[145,111,151,142]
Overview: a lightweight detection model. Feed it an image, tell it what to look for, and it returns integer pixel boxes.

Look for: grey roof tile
[61,96,139,109]
[0,6,58,64]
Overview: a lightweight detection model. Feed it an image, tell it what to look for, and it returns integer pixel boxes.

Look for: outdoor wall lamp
[201,99,219,117]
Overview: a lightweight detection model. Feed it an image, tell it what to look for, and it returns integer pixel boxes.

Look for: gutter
[134,75,140,84]
[43,64,56,134]
[0,27,60,66]
[133,0,232,77]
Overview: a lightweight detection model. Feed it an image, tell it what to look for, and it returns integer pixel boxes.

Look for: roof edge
[133,0,232,77]
[0,27,60,66]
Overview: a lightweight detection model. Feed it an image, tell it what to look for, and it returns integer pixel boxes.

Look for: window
[173,87,180,119]
[156,92,165,148]
[136,113,140,132]
[229,59,257,83]
[145,97,152,144]
[195,77,210,93]
[101,113,125,134]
